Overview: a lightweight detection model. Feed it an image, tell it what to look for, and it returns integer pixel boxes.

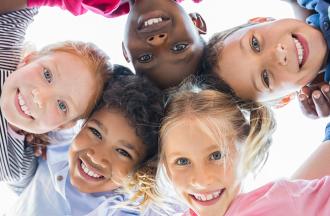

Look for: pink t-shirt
[27,0,202,18]
[185,176,330,216]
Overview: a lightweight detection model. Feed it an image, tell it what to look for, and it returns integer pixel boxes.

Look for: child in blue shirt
[7,66,171,215]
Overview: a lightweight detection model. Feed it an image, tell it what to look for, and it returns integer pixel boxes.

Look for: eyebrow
[90,119,108,133]
[118,140,141,158]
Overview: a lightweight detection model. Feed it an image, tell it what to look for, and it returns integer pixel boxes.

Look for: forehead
[42,52,98,117]
[91,108,145,149]
[163,116,235,153]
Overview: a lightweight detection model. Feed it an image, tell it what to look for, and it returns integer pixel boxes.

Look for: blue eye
[138,54,153,63]
[88,127,102,140]
[262,70,270,88]
[171,43,189,53]
[57,100,67,113]
[210,151,222,160]
[251,36,260,52]
[116,148,132,159]
[43,68,53,83]
[176,158,190,166]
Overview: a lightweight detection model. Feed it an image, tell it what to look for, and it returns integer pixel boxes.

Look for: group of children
[1,0,330,215]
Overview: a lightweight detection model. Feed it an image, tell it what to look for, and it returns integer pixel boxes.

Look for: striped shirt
[0,8,38,191]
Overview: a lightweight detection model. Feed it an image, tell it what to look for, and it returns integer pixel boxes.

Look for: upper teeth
[18,93,32,116]
[193,190,222,202]
[144,17,163,27]
[293,38,304,65]
[81,161,102,178]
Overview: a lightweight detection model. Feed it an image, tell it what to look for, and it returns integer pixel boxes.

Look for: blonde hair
[160,76,276,186]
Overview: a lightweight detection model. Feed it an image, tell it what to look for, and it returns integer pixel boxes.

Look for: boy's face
[68,108,146,193]
[163,117,239,216]
[123,0,204,89]
[0,52,97,134]
[217,19,327,102]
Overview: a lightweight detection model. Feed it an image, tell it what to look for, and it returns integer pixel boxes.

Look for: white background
[0,0,329,214]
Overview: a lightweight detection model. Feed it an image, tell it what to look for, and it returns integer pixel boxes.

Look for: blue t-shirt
[298,0,330,81]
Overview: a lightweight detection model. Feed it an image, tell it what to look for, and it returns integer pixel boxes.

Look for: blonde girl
[157,76,330,216]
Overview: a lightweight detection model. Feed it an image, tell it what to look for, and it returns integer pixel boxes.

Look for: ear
[122,42,130,63]
[17,51,38,69]
[248,17,276,24]
[189,12,207,35]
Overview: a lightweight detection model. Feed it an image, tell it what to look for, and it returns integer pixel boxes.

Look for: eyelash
[171,43,189,53]
[88,127,102,140]
[250,35,261,52]
[138,53,153,63]
[43,68,53,83]
[116,149,132,159]
[262,70,270,88]
[175,158,190,166]
[209,151,223,160]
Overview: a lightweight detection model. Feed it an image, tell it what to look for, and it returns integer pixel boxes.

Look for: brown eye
[251,35,260,52]
[171,43,189,53]
[138,53,152,63]
[262,70,270,88]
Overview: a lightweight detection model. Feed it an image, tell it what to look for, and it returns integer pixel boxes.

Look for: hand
[25,134,47,160]
[298,83,330,119]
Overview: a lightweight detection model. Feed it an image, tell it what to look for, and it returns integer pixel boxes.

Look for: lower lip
[295,34,309,67]
[190,190,224,207]
[14,89,33,120]
[77,159,104,183]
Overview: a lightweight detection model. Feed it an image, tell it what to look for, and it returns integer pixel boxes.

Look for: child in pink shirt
[153,77,330,216]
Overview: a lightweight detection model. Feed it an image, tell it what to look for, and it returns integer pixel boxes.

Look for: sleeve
[27,0,126,18]
[0,8,38,71]
[27,0,88,16]
[0,8,39,192]
[323,122,330,141]
[286,177,330,215]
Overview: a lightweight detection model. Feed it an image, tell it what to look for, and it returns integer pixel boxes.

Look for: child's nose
[275,43,288,66]
[32,88,44,109]
[146,33,168,46]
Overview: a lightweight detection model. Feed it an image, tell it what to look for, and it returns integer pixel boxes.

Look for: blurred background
[1,0,328,214]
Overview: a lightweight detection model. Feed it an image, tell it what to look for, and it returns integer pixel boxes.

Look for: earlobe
[17,52,38,69]
[248,17,276,24]
[189,12,207,35]
[122,42,130,63]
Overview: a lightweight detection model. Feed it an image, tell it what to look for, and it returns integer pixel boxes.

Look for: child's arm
[0,8,39,193]
[292,122,330,179]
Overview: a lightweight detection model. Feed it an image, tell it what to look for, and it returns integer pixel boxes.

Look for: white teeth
[144,17,163,27]
[293,38,304,65]
[81,161,102,178]
[18,93,32,116]
[193,190,222,202]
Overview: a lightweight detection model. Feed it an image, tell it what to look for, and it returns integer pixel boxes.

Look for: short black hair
[96,68,164,164]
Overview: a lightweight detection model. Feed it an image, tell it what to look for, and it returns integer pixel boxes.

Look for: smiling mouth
[292,34,309,68]
[78,159,106,182]
[137,10,171,33]
[15,89,34,119]
[189,189,225,206]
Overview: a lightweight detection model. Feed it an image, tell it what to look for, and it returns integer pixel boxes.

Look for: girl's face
[68,108,146,193]
[0,52,98,134]
[217,19,327,102]
[123,0,204,88]
[163,117,240,216]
